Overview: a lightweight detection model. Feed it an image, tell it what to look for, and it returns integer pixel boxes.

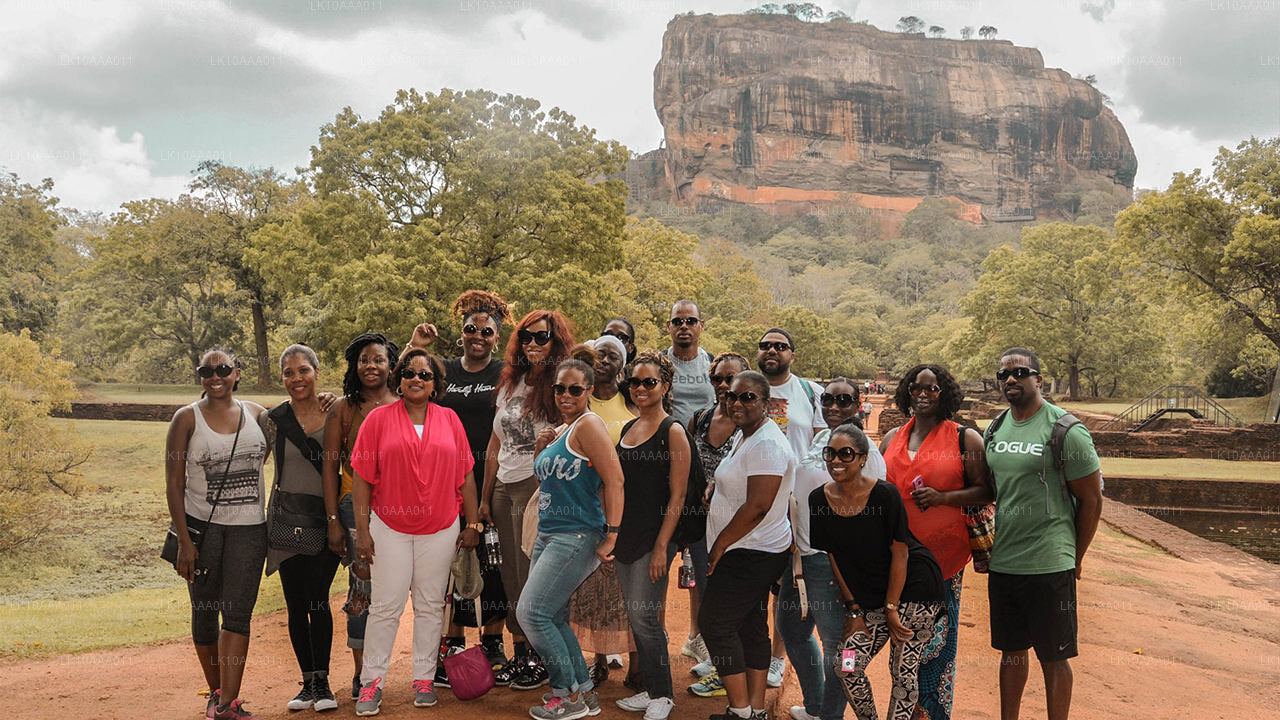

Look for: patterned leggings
[914,572,962,720]
[838,602,942,720]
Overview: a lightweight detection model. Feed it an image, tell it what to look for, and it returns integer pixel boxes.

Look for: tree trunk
[251,298,271,389]
[1267,357,1280,423]
[1068,361,1080,401]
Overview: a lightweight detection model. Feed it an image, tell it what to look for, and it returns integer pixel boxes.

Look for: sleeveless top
[690,405,732,485]
[184,401,268,526]
[534,413,606,535]
[884,417,971,579]
[614,416,675,564]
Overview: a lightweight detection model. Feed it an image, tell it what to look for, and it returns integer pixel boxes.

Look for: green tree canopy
[0,173,76,340]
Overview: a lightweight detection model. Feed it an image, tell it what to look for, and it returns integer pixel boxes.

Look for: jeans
[338,493,367,649]
[777,553,847,720]
[687,536,708,601]
[518,531,603,695]
[615,543,678,699]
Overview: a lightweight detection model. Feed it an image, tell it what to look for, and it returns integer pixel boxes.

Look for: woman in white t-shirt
[699,371,795,720]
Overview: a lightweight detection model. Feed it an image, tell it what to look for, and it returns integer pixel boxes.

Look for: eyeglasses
[709,373,736,385]
[197,364,234,379]
[399,369,435,382]
[821,393,857,408]
[603,330,631,344]
[996,367,1039,382]
[908,382,941,396]
[463,324,496,337]
[668,317,700,327]
[758,341,791,353]
[822,446,866,463]
[724,390,760,405]
[627,377,661,390]
[553,383,588,397]
[518,329,553,346]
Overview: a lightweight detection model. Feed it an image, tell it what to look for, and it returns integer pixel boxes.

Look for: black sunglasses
[399,368,436,382]
[668,317,700,327]
[908,382,941,396]
[197,364,234,379]
[724,390,759,405]
[822,446,866,463]
[463,324,496,337]
[709,373,736,385]
[996,367,1040,382]
[518,329,553,346]
[603,330,631,344]
[821,393,856,408]
[553,383,589,397]
[627,376,661,390]
[758,341,791,353]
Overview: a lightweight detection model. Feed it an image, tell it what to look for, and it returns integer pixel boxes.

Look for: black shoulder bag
[266,403,328,555]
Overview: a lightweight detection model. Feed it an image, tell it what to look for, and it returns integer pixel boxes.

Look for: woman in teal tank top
[517,359,625,720]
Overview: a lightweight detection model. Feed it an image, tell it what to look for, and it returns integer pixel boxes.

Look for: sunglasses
[603,330,632,344]
[463,324,496,337]
[399,368,436,382]
[553,383,589,397]
[668,317,700,327]
[518,329,553,346]
[724,390,760,405]
[197,364,234,379]
[709,373,736,385]
[822,446,866,463]
[627,376,661,390]
[821,393,857,408]
[758,341,791,353]
[908,382,941,396]
[996,367,1040,382]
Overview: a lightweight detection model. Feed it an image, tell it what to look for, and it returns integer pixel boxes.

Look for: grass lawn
[75,382,290,406]
[1100,457,1280,482]
[0,419,345,659]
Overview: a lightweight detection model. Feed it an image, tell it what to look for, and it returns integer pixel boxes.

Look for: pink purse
[442,645,495,700]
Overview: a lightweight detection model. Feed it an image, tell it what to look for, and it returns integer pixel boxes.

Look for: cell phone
[911,475,924,491]
[840,648,858,673]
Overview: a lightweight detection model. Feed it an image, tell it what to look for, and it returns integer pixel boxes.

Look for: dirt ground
[5,397,1280,719]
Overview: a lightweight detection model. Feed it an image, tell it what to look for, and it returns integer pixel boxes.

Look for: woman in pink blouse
[350,348,482,716]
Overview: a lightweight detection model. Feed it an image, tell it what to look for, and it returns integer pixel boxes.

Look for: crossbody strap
[200,402,244,548]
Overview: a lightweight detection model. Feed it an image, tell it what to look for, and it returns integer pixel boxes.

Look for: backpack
[982,408,1087,502]
[646,415,710,546]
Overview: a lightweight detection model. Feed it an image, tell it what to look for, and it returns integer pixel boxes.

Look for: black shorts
[988,569,1077,662]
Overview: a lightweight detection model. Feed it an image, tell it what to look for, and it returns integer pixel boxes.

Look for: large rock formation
[653,14,1137,220]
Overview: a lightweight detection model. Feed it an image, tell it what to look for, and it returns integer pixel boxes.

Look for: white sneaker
[681,634,711,664]
[616,691,651,712]
[644,697,675,720]
[767,656,786,688]
[789,706,818,720]
[690,660,716,678]
[606,653,625,669]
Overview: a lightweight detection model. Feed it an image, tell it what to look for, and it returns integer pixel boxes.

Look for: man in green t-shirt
[983,347,1102,720]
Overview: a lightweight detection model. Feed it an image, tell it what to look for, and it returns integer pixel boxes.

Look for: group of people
[164,291,1103,720]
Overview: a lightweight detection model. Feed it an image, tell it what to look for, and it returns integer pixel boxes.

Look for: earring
[456,338,464,348]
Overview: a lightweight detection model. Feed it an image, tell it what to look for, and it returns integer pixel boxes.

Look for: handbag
[160,403,245,580]
[440,571,495,700]
[267,403,328,556]
[958,424,995,573]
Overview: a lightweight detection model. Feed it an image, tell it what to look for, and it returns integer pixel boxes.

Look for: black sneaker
[493,656,524,687]
[286,677,315,711]
[482,636,507,670]
[509,660,550,691]
[351,674,361,702]
[588,658,609,688]
[312,673,338,712]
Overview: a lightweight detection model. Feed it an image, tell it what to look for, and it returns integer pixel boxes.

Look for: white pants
[361,512,459,684]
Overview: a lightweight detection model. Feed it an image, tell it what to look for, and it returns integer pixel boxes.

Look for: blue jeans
[615,543,678,699]
[777,553,847,720]
[518,531,602,695]
[338,493,368,648]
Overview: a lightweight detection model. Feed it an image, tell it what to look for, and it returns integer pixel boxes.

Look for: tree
[783,2,823,21]
[746,3,781,13]
[928,25,946,38]
[605,217,714,350]
[826,9,850,21]
[0,330,90,554]
[0,173,76,340]
[897,16,925,33]
[960,26,974,40]
[959,223,1164,399]
[978,25,998,39]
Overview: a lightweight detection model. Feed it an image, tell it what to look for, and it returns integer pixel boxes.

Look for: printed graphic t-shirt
[765,374,827,460]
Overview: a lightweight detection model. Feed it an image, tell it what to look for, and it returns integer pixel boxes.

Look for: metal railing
[1097,385,1244,432]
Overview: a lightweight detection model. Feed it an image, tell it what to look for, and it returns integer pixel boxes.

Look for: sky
[1,0,1277,213]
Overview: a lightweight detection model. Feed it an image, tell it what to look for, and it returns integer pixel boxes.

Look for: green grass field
[1100,458,1280,482]
[76,382,291,406]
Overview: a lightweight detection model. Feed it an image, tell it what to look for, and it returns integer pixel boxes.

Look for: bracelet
[845,608,863,619]
[605,524,621,534]
[885,602,898,611]
[326,514,339,522]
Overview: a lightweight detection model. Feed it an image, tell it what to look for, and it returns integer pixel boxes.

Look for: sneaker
[751,710,769,720]
[494,656,525,687]
[287,678,315,711]
[687,672,726,697]
[690,660,716,678]
[589,658,609,688]
[206,689,221,719]
[412,679,438,708]
[644,697,675,720]
[212,699,257,719]
[788,706,818,720]
[616,691,651,712]
[707,709,750,720]
[482,636,507,669]
[355,678,382,717]
[511,661,550,691]
[351,674,361,702]
[529,694,590,720]
[312,674,338,712]
[681,634,711,664]
[767,656,786,688]
[545,692,600,716]
[606,654,625,669]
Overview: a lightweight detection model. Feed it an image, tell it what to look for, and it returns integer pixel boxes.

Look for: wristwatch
[326,514,339,522]
[466,522,484,533]
[885,602,898,611]
[605,524,621,534]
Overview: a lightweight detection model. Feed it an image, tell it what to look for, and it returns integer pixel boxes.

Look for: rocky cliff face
[653,14,1137,219]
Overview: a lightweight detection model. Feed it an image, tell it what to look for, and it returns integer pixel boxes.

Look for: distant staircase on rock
[1098,386,1243,433]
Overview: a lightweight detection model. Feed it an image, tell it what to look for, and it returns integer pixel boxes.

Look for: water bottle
[483,524,502,568]
[678,547,696,589]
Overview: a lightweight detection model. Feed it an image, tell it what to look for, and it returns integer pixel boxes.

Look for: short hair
[1000,347,1041,372]
[632,349,675,413]
[829,420,871,454]
[893,364,963,420]
[733,370,771,402]
[760,327,796,350]
[393,348,447,403]
[280,343,319,372]
[342,333,400,405]
[558,358,596,387]
[670,299,701,318]
[710,351,750,375]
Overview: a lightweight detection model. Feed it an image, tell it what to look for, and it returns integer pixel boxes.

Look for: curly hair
[393,348,448,404]
[893,364,964,420]
[497,309,576,424]
[709,351,750,375]
[631,349,675,414]
[342,333,400,406]
[453,289,511,330]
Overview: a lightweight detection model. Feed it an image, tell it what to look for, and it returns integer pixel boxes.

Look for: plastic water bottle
[678,547,696,589]
[483,525,502,568]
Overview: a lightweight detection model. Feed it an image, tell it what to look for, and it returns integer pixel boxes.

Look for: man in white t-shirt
[754,327,826,693]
